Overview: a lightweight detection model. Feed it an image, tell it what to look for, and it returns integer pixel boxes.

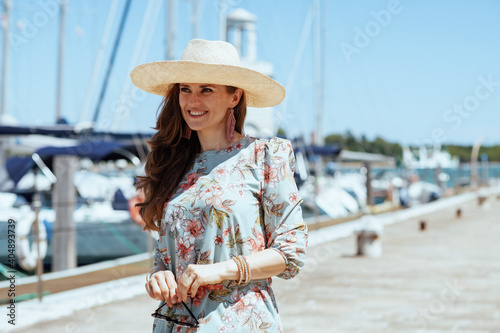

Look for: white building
[226,8,277,138]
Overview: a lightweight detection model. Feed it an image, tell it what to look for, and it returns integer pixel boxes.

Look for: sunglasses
[151,301,200,328]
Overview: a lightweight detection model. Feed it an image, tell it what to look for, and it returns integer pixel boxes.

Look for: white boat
[0,181,149,271]
[403,145,460,169]
[0,142,150,271]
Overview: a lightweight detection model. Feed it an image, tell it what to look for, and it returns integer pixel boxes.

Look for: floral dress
[151,136,308,333]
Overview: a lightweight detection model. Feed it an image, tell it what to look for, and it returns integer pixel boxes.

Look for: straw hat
[130,39,285,108]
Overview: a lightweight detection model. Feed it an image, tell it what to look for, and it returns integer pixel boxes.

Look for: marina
[4,0,496,279]
[1,186,499,332]
[1,0,500,331]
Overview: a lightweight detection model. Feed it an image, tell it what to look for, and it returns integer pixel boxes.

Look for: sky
[1,0,500,146]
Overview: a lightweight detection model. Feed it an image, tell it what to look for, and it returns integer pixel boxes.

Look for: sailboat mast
[1,0,11,123]
[219,0,227,41]
[79,0,119,125]
[92,0,132,125]
[55,0,67,123]
[191,0,199,38]
[166,0,177,60]
[313,0,325,145]
[320,0,327,141]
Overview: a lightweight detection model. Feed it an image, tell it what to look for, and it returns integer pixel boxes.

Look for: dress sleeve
[149,243,167,277]
[259,138,308,279]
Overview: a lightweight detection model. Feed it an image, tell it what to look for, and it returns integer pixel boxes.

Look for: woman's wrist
[218,259,239,282]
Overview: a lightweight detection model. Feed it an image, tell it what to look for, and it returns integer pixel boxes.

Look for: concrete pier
[5,191,500,332]
[275,196,500,332]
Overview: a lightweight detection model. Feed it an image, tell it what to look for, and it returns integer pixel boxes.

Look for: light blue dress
[151,136,308,332]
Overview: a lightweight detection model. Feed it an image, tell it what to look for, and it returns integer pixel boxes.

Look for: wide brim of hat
[130,61,286,108]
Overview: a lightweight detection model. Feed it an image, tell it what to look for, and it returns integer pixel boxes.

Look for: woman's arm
[176,248,286,302]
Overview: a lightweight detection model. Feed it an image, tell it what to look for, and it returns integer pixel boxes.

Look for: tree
[276,127,287,137]
[360,135,371,152]
[324,134,344,146]
[321,132,499,164]
[323,132,404,164]
[344,130,363,151]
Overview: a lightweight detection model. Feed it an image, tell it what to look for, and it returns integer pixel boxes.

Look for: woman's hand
[145,270,179,308]
[147,249,286,305]
[177,262,238,302]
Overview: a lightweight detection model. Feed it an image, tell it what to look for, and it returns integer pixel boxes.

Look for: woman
[131,39,307,332]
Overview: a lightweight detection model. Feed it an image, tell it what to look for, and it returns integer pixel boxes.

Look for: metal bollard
[419,220,427,231]
[356,216,383,258]
[477,189,490,210]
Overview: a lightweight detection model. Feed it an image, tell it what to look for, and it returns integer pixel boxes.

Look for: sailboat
[0,0,153,273]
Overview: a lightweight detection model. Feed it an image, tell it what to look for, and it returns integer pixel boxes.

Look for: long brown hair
[136,83,247,231]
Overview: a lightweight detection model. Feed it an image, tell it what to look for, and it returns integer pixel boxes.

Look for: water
[338,163,500,188]
[414,164,500,188]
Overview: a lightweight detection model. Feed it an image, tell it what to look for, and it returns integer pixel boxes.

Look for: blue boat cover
[294,145,341,156]
[6,141,126,185]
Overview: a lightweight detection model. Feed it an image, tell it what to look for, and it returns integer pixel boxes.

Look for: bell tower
[226,8,277,138]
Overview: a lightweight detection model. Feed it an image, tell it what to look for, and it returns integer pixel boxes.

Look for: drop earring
[226,108,236,142]
[182,125,191,139]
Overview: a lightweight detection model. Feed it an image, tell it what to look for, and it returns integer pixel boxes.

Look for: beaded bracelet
[240,255,251,285]
[232,256,244,285]
[237,256,247,285]
[232,255,251,285]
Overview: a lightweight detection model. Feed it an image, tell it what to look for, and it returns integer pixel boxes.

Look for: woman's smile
[179,83,236,134]
[188,110,208,117]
